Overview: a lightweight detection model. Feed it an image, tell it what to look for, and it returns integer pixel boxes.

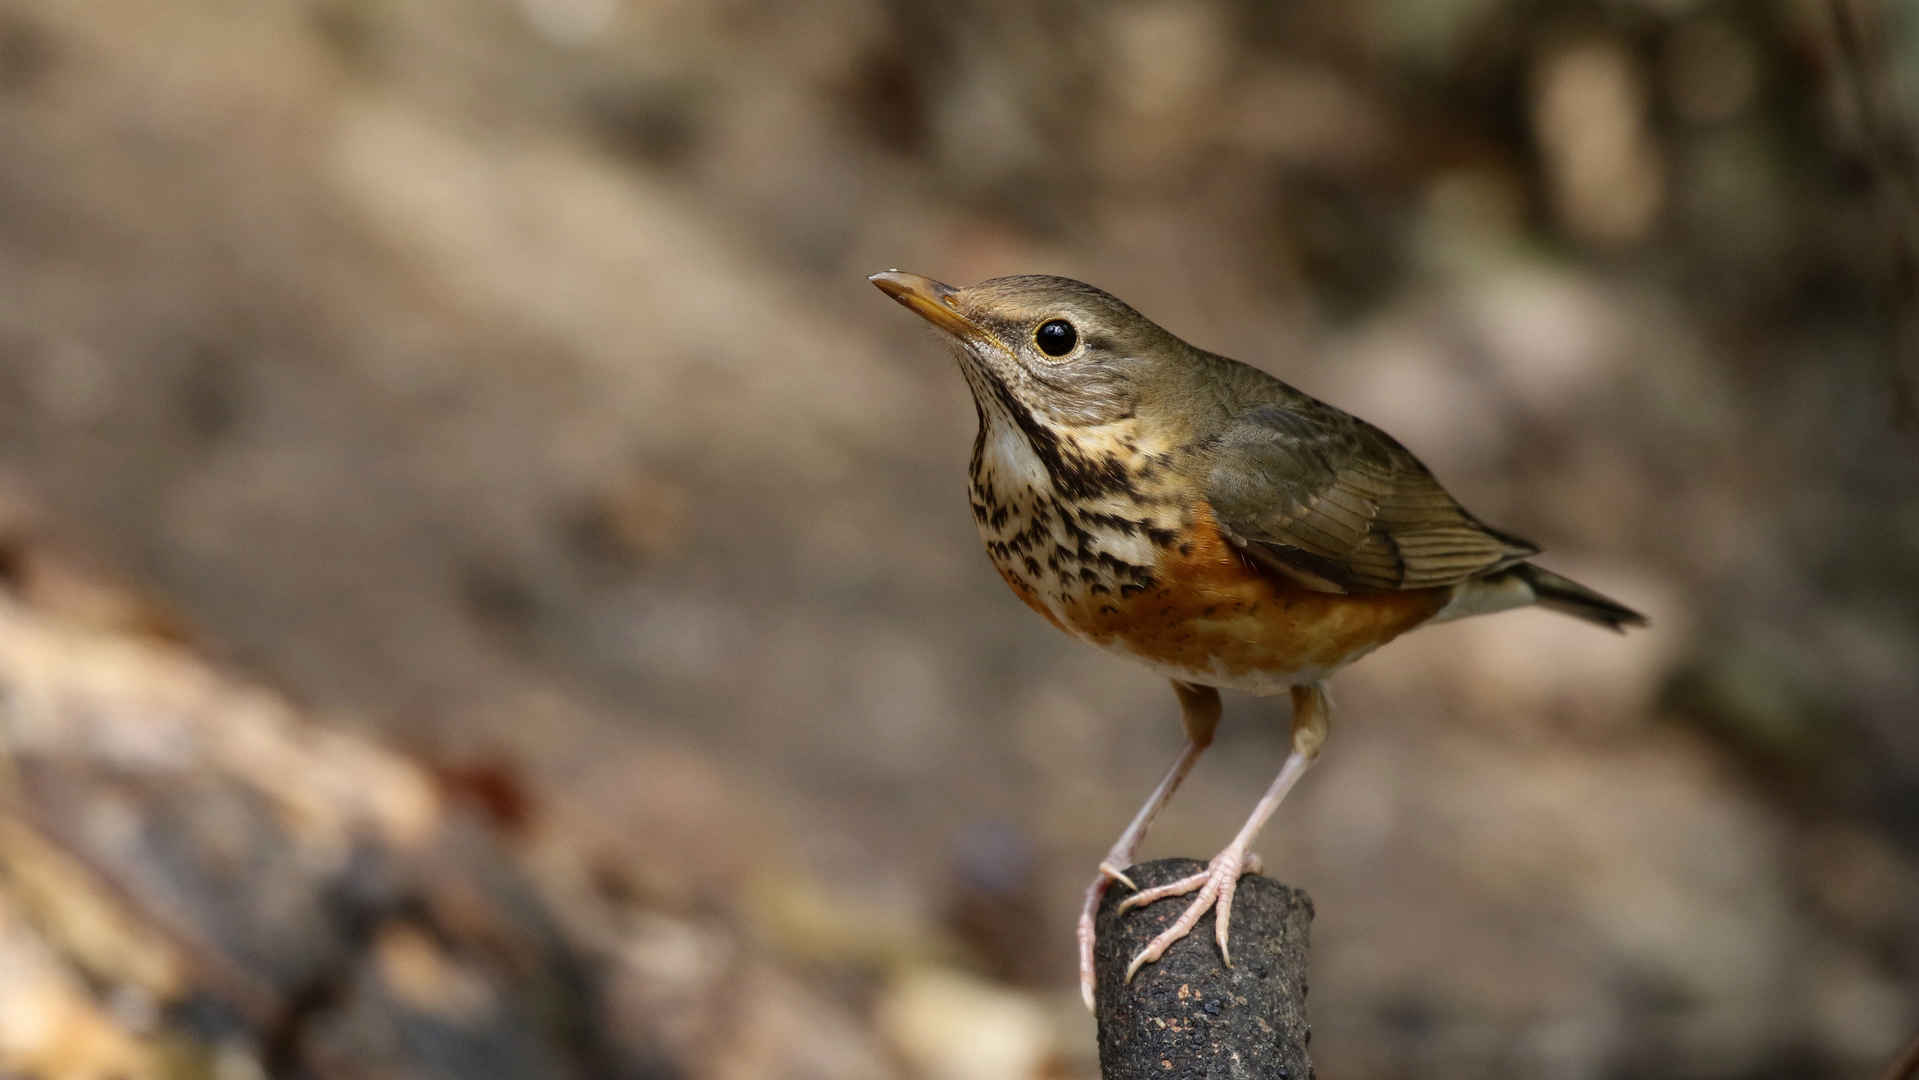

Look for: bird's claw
[1118,849,1256,983]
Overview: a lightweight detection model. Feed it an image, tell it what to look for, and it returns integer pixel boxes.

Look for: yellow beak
[869,270,987,341]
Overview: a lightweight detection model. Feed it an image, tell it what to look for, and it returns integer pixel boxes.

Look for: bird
[869,270,1645,1009]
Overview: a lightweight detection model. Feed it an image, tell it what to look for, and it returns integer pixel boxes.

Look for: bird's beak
[869,270,987,342]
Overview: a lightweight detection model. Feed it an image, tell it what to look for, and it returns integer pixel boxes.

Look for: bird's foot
[1077,860,1139,1009]
[1116,849,1262,983]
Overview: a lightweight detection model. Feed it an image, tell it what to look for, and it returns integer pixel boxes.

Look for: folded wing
[1204,402,1538,592]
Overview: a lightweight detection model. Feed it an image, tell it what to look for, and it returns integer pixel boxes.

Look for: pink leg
[1078,681,1219,1010]
[1117,683,1329,983]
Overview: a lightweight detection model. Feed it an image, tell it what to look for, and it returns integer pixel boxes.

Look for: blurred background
[0,0,1915,1076]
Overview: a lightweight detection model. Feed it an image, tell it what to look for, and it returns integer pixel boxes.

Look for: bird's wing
[1202,402,1538,592]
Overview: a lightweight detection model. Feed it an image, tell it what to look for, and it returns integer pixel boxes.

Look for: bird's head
[870,271,1195,430]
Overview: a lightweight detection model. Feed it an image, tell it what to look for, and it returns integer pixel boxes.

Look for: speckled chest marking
[967,410,1449,695]
[968,414,1181,623]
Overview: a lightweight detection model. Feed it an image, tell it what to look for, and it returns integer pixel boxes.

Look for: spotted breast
[968,409,1448,695]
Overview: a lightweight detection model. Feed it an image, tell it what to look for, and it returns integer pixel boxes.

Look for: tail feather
[1508,564,1646,632]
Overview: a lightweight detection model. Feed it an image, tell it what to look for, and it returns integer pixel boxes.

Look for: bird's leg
[1077,680,1219,1009]
[1118,683,1329,983]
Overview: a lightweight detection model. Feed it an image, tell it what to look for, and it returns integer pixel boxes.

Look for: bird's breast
[968,420,1448,692]
[969,420,1176,617]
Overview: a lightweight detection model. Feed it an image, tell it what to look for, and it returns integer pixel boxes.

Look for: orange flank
[1059,501,1449,681]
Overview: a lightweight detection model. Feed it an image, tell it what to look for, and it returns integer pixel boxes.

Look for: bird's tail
[1431,562,1647,631]
[1507,564,1646,632]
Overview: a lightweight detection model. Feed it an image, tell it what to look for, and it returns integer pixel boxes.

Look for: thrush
[870,271,1645,1009]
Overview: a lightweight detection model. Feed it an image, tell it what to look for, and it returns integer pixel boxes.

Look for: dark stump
[1093,859,1313,1079]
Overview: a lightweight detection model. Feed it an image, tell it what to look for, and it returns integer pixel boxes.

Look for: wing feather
[1204,401,1537,593]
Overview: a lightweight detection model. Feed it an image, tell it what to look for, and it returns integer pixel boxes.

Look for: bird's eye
[1035,318,1077,357]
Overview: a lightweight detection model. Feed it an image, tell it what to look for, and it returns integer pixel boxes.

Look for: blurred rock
[0,483,191,644]
[876,967,1061,1080]
[605,907,895,1080]
[941,821,1054,986]
[0,550,898,1077]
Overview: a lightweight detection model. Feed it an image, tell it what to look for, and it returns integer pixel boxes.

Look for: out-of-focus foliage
[0,0,1914,1076]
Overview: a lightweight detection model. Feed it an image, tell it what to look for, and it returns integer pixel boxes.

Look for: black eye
[1035,318,1077,356]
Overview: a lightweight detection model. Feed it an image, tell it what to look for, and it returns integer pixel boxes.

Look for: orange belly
[1001,500,1448,690]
